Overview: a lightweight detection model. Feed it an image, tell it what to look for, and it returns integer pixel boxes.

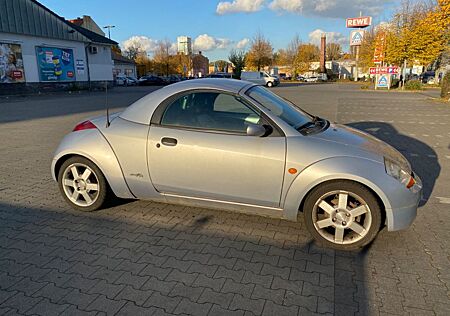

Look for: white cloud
[122,36,177,55]
[269,0,392,19]
[216,0,265,15]
[308,29,347,46]
[236,38,250,49]
[194,34,231,51]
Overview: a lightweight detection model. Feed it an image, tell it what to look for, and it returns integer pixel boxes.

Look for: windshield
[246,86,313,128]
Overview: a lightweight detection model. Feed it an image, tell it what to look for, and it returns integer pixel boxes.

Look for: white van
[241,71,279,87]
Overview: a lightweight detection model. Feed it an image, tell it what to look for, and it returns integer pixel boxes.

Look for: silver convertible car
[52,79,422,250]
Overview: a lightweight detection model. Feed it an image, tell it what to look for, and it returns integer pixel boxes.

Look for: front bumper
[387,175,422,231]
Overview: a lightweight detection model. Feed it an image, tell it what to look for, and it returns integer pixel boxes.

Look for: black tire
[58,156,110,212]
[267,81,274,88]
[303,180,382,250]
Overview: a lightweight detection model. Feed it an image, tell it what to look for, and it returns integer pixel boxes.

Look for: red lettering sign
[67,71,74,78]
[346,16,372,28]
[369,67,399,75]
[12,71,23,79]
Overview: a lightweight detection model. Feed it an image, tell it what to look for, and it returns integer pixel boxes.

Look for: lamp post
[103,25,115,39]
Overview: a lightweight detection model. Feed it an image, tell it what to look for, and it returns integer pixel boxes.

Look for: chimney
[320,33,326,74]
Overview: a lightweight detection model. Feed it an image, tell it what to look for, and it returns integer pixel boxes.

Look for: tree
[326,43,342,61]
[123,38,144,61]
[229,49,246,79]
[153,39,174,76]
[245,32,273,71]
[214,60,229,72]
[294,44,320,74]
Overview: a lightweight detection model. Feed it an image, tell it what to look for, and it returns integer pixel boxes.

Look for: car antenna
[105,80,110,128]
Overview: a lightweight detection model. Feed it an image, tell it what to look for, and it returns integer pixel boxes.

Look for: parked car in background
[116,75,136,86]
[296,75,306,81]
[305,76,319,82]
[241,71,279,87]
[52,78,422,250]
[165,75,181,85]
[126,77,138,86]
[139,75,165,86]
[207,72,233,79]
[420,71,435,84]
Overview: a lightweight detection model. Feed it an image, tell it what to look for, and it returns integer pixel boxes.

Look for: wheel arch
[297,179,387,225]
[51,130,135,199]
[281,157,394,225]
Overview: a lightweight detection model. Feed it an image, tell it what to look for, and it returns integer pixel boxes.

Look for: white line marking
[436,197,450,204]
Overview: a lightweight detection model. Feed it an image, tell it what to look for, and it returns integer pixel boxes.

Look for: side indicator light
[288,168,297,174]
[406,177,416,189]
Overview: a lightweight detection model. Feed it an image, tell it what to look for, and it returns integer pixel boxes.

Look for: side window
[259,72,264,78]
[161,92,262,133]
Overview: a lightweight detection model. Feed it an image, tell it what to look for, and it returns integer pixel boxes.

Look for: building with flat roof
[0,0,117,94]
[177,36,192,55]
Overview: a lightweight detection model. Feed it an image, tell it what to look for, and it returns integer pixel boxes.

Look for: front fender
[51,129,134,199]
[282,156,395,222]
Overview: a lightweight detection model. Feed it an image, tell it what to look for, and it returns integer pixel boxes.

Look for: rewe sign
[346,16,372,28]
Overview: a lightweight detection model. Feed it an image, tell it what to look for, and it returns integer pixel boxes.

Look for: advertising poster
[35,46,76,82]
[0,43,26,83]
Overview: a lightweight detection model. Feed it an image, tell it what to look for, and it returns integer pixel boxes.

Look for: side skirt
[161,193,294,221]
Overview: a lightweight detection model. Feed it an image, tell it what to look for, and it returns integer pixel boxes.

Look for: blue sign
[377,74,389,88]
[36,46,76,82]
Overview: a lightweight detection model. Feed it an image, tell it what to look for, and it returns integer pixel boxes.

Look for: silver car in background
[51,79,422,250]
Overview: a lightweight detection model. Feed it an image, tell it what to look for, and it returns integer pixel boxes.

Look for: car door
[147,91,286,208]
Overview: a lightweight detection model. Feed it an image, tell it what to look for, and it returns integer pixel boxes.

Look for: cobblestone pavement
[0,84,449,315]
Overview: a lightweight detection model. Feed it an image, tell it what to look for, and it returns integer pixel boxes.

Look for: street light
[103,25,115,39]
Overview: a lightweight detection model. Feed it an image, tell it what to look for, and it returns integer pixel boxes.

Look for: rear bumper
[387,176,422,231]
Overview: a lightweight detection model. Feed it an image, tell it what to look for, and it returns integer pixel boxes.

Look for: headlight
[384,158,416,189]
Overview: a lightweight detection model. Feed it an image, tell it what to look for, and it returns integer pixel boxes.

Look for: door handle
[161,137,178,146]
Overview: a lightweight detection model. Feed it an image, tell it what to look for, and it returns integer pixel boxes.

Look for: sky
[39,0,399,61]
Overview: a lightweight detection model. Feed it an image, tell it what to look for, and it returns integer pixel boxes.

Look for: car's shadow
[346,121,440,206]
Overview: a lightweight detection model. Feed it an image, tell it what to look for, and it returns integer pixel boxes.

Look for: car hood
[310,123,411,170]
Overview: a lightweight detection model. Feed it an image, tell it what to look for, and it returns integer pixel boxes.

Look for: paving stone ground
[0,84,449,315]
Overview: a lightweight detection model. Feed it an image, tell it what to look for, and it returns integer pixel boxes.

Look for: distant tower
[177,36,192,55]
[320,34,326,74]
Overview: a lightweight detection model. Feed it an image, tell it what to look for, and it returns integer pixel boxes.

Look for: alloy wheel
[61,163,100,207]
[312,190,372,245]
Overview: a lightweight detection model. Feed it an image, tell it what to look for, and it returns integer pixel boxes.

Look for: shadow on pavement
[347,121,440,206]
[0,86,160,124]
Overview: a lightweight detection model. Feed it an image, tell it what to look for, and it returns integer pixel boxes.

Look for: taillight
[73,120,97,132]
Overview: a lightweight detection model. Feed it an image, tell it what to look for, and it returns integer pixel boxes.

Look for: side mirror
[246,123,268,137]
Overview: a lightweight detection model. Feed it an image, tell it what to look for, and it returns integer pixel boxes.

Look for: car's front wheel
[267,81,274,87]
[58,156,110,212]
[303,181,382,250]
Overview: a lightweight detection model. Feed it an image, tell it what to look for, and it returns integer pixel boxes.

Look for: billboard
[346,16,372,28]
[0,43,25,83]
[350,30,365,46]
[35,46,76,82]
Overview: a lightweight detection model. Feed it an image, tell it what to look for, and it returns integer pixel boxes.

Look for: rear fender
[51,129,134,199]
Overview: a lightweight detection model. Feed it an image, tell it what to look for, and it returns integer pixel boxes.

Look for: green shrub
[441,72,450,98]
[404,79,423,90]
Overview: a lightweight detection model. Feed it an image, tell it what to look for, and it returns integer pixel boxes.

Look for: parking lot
[0,83,449,315]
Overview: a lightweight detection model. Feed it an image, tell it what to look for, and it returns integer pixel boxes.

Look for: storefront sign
[376,74,390,89]
[346,16,372,28]
[350,30,365,46]
[0,43,26,83]
[35,46,76,82]
[76,59,85,75]
[370,66,399,75]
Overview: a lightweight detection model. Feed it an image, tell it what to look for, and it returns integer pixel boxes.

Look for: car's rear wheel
[267,81,274,87]
[58,156,109,212]
[303,181,382,250]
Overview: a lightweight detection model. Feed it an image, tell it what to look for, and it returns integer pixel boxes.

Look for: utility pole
[103,25,115,39]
